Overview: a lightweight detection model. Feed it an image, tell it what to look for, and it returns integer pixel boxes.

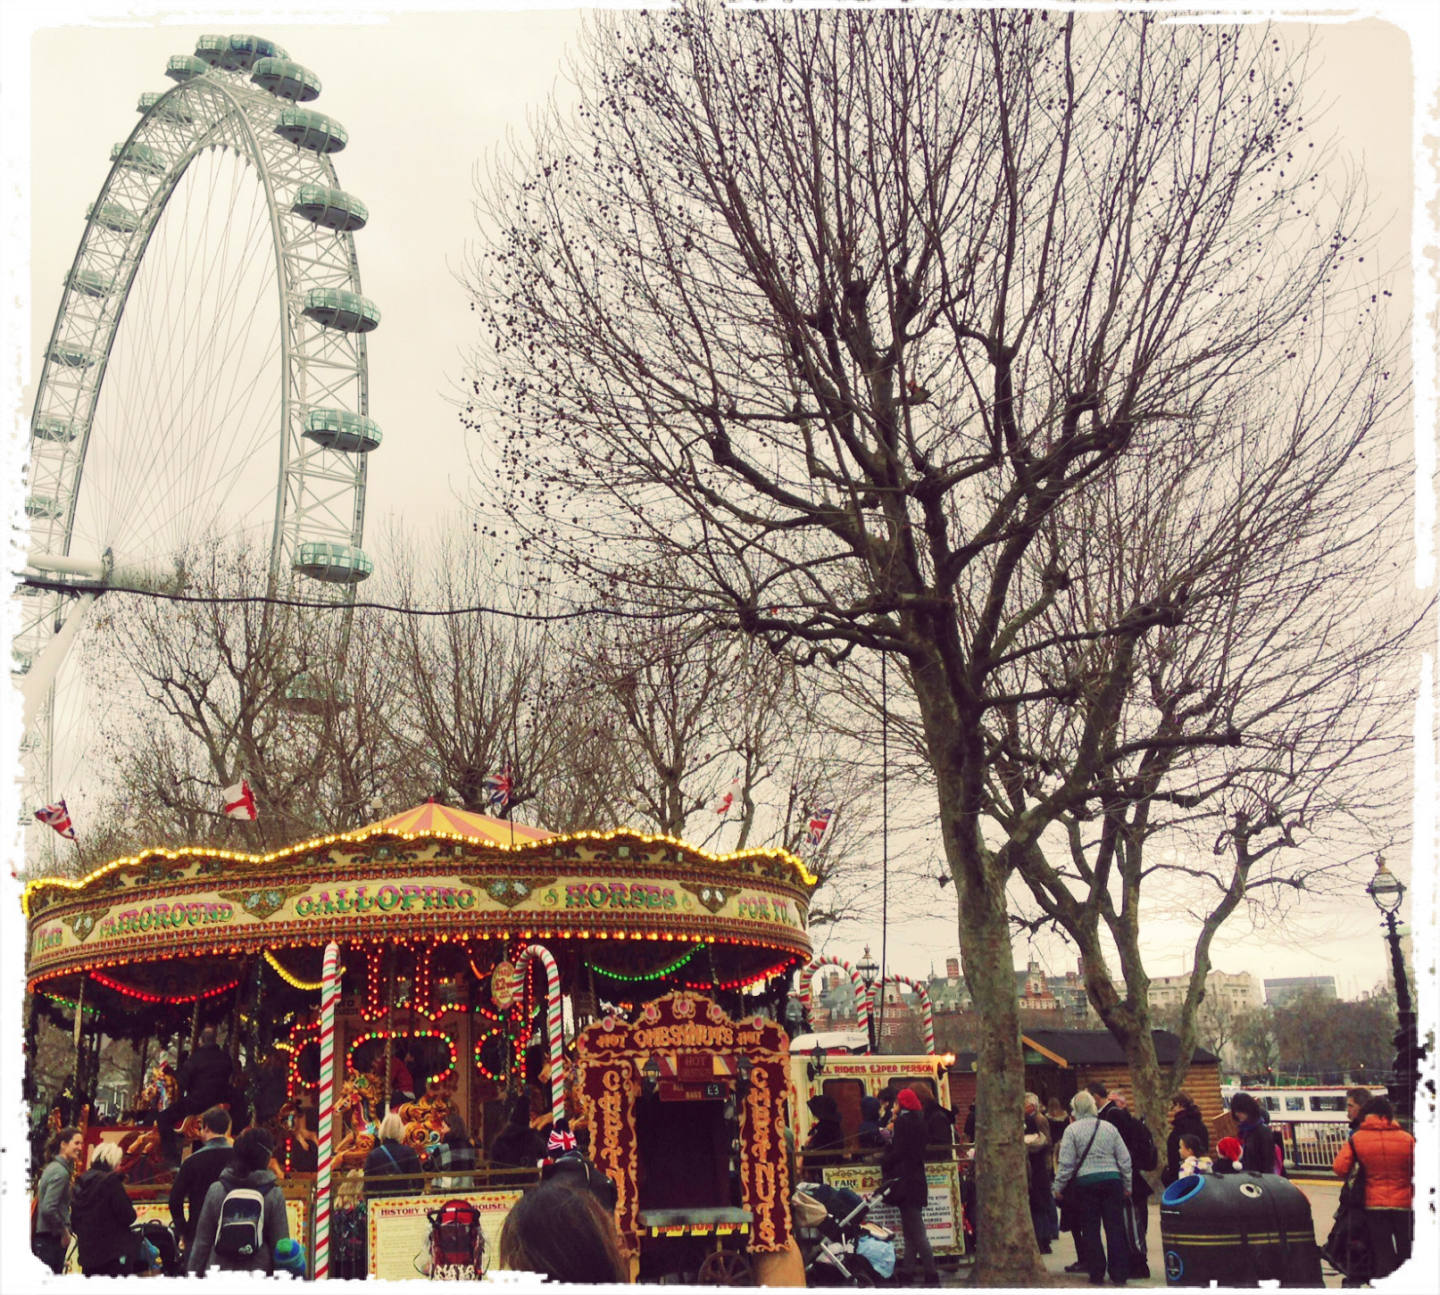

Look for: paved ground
[942,1177,1347,1288]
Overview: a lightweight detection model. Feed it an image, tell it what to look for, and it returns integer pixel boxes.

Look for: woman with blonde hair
[364,1110,424,1195]
[71,1141,142,1276]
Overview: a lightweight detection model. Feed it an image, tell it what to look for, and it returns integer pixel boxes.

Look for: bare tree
[382,533,580,821]
[85,539,360,851]
[569,614,880,928]
[461,6,1407,1275]
[1001,430,1418,1127]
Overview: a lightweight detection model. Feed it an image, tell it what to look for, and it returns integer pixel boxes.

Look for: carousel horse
[397,1089,452,1161]
[332,1066,383,1170]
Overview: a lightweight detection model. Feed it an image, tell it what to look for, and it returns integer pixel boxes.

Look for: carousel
[22,801,816,1280]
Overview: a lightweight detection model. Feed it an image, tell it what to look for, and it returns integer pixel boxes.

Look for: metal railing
[1276,1121,1349,1174]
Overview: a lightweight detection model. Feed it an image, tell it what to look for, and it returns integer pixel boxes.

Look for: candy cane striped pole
[313,941,341,1281]
[799,956,869,1039]
[881,974,936,1053]
[519,944,564,1125]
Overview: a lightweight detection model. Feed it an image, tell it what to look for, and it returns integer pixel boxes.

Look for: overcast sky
[2,2,1435,1009]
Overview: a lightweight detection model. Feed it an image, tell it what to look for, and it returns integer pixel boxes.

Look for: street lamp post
[1365,854,1421,1125]
[857,946,879,1053]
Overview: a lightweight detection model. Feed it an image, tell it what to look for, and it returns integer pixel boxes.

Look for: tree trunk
[955,856,1046,1285]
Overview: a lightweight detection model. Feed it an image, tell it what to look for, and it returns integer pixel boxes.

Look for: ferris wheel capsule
[252,56,321,102]
[220,34,288,71]
[46,343,97,368]
[68,268,115,298]
[291,183,368,232]
[110,141,169,176]
[86,201,140,233]
[305,409,383,454]
[275,106,347,154]
[32,416,80,444]
[293,542,374,584]
[303,288,380,333]
[165,55,207,82]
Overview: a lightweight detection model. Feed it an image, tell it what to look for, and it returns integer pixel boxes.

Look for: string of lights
[89,971,241,1004]
[264,950,326,991]
[41,990,99,1016]
[680,956,797,992]
[472,1028,507,1081]
[348,1028,457,1086]
[584,945,701,982]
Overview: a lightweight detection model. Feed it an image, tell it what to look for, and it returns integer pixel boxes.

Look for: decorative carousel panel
[23,829,814,986]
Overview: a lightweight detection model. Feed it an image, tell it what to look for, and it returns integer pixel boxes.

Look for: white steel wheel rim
[18,47,374,868]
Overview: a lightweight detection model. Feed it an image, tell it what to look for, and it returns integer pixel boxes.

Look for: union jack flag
[35,800,76,840]
[806,808,833,847]
[546,1121,577,1153]
[484,764,515,811]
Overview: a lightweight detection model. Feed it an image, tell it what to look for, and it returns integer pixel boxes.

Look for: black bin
[1159,1171,1324,1287]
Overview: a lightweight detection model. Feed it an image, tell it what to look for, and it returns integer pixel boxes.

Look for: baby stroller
[792,1180,898,1287]
[130,1220,184,1276]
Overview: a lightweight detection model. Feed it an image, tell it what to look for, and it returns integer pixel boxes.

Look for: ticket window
[635,1092,731,1209]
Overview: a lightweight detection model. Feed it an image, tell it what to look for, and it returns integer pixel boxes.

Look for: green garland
[584,944,701,982]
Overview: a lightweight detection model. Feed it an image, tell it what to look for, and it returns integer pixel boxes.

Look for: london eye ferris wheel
[16,33,380,867]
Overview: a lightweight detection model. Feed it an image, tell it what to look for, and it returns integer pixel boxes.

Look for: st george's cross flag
[35,800,76,839]
[806,808,833,847]
[222,779,258,821]
[715,771,741,816]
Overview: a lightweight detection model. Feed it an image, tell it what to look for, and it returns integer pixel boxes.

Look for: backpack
[1113,1110,1158,1172]
[426,1200,484,1279]
[213,1187,267,1259]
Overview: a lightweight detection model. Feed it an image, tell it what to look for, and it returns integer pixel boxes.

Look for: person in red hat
[881,1086,940,1286]
[1213,1136,1244,1174]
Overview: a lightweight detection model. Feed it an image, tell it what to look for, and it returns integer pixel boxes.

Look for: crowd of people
[32,1065,1417,1287]
[1040,1081,1417,1288]
[31,1102,628,1283]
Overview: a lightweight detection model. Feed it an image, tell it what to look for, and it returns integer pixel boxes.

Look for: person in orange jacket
[1332,1095,1415,1280]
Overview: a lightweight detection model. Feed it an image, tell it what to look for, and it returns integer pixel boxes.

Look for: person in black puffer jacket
[538,1118,619,1210]
[70,1142,141,1277]
[489,1098,548,1169]
[187,1127,290,1274]
[1162,1092,1210,1187]
[881,1087,939,1286]
[1228,1092,1280,1174]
